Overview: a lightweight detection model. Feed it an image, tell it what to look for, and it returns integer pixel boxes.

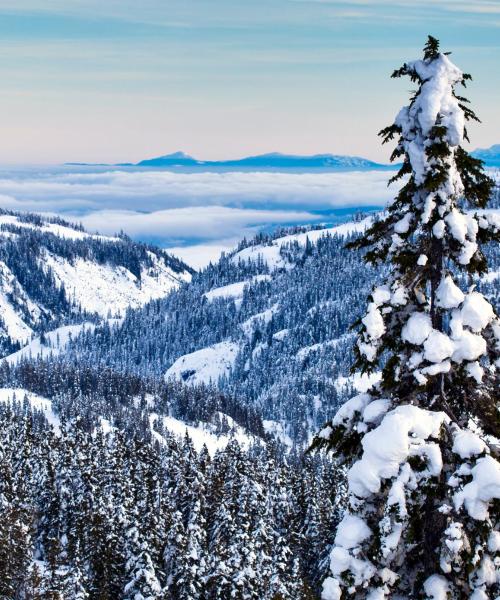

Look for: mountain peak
[161,151,194,159]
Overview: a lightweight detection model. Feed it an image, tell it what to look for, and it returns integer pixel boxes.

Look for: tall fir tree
[315,36,500,599]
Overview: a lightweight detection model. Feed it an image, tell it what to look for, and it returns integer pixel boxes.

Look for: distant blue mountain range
[471,144,500,168]
[66,151,393,171]
[65,144,500,170]
[135,151,392,170]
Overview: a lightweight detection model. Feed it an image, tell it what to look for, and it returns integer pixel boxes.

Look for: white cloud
[0,168,394,214]
[165,242,236,270]
[78,206,323,242]
[294,0,500,14]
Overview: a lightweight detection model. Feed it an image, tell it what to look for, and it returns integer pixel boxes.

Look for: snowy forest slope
[0,209,192,357]
[66,187,500,443]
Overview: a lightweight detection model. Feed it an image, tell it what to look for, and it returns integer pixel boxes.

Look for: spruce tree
[315,36,500,598]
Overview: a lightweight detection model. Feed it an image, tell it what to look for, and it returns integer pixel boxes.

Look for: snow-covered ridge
[0,209,192,356]
[166,219,374,394]
[203,275,271,307]
[44,250,188,318]
[150,411,257,455]
[0,386,258,455]
[0,213,119,242]
[231,217,373,270]
[3,323,95,365]
[0,261,41,343]
[0,387,60,430]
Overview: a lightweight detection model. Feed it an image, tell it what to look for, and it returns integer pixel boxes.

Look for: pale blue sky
[0,0,498,164]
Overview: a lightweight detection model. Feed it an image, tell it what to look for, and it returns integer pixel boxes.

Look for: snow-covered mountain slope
[231,217,373,270]
[165,341,240,385]
[67,207,500,444]
[0,209,192,356]
[3,322,95,365]
[150,411,258,454]
[66,217,381,441]
[44,251,186,317]
[0,387,60,430]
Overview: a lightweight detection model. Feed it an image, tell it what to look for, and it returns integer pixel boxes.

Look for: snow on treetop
[405,53,464,144]
[348,404,449,499]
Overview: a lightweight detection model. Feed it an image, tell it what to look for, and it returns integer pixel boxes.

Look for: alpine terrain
[0,37,498,600]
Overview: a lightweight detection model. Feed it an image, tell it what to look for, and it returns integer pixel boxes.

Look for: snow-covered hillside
[44,251,186,317]
[66,208,499,443]
[0,387,60,430]
[3,323,95,365]
[150,411,257,454]
[0,385,258,456]
[165,341,240,385]
[231,216,373,270]
[0,209,192,356]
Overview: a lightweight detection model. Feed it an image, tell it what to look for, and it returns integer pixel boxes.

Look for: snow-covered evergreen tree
[316,36,500,599]
[123,521,162,600]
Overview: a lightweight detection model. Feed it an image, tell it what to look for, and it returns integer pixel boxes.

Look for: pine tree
[24,562,45,599]
[315,36,500,598]
[123,521,163,600]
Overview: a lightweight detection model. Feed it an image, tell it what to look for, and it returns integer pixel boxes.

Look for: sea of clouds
[0,166,395,268]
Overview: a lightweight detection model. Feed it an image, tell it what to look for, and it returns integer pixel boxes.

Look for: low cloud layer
[79,206,324,244]
[0,167,394,213]
[0,167,393,262]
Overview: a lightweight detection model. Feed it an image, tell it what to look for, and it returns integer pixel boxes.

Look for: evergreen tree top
[344,37,499,424]
[423,35,440,60]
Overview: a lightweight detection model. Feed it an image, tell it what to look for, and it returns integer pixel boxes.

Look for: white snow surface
[423,574,450,600]
[436,276,464,309]
[452,428,486,459]
[0,261,41,343]
[263,419,294,448]
[240,304,279,337]
[0,214,119,242]
[362,303,385,340]
[203,275,271,305]
[451,330,486,363]
[334,515,372,550]
[3,323,95,365]
[460,292,494,332]
[348,404,448,498]
[0,217,190,350]
[334,371,382,394]
[453,456,500,521]
[164,341,240,385]
[401,53,464,153]
[423,330,454,363]
[0,387,60,430]
[45,250,188,317]
[321,577,341,600]
[402,312,432,346]
[231,217,373,270]
[296,334,352,360]
[272,328,289,341]
[149,412,255,455]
